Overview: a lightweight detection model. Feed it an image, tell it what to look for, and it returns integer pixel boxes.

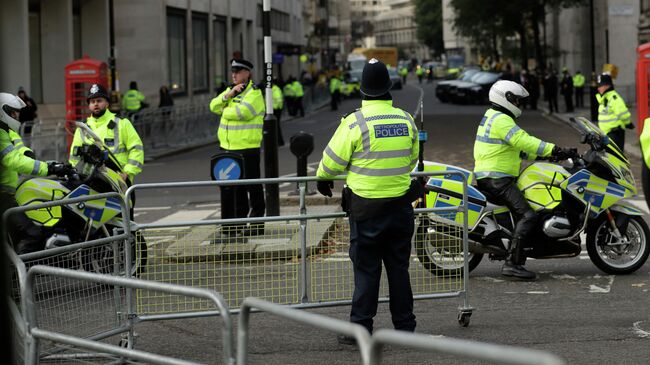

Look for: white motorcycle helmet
[488,80,529,118]
[0,92,26,132]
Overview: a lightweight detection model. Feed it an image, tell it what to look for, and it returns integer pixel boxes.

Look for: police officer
[416,65,424,84]
[0,92,71,254]
[210,59,266,235]
[573,70,585,108]
[596,73,633,151]
[316,58,420,344]
[270,78,285,146]
[122,81,146,114]
[291,78,305,117]
[70,84,144,186]
[474,80,576,280]
[329,74,341,111]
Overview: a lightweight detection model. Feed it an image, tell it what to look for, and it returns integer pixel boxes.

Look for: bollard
[289,132,316,196]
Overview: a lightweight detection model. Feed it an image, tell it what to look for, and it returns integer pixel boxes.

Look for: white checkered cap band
[231,60,252,71]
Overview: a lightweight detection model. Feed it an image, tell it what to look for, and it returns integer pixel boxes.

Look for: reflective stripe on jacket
[316,99,419,198]
[1,128,48,194]
[122,89,145,111]
[69,110,145,181]
[473,108,555,178]
[210,80,265,150]
[5,130,37,190]
[597,89,631,135]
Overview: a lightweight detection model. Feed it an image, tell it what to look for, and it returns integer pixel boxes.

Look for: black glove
[551,146,578,161]
[316,180,334,198]
[47,162,73,177]
[23,150,35,159]
[625,123,635,130]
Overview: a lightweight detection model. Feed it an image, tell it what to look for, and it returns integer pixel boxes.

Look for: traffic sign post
[211,153,244,181]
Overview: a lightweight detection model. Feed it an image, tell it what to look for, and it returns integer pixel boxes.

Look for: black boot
[501,237,536,280]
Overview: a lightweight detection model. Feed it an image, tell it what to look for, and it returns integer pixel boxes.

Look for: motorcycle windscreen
[560,169,627,216]
[15,178,70,227]
[424,178,486,230]
[66,185,123,229]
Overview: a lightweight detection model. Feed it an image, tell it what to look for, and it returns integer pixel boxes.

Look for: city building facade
[375,0,430,62]
[0,0,306,121]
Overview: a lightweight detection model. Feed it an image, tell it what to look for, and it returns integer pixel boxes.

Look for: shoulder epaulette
[343,108,359,119]
[612,94,617,100]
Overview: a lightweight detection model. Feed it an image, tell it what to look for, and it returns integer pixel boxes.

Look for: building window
[192,13,208,93]
[167,8,186,92]
[214,17,227,88]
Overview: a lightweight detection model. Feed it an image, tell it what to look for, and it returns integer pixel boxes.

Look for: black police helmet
[360,58,392,97]
[87,84,110,103]
[597,73,613,87]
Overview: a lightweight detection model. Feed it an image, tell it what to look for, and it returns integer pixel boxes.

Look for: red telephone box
[64,56,108,149]
[636,43,650,135]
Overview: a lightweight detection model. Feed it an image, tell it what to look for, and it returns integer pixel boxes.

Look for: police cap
[87,84,110,103]
[597,73,613,87]
[360,58,392,97]
[231,58,253,72]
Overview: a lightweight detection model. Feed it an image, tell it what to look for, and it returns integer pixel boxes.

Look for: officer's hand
[551,146,578,161]
[47,162,74,177]
[626,123,635,130]
[317,180,334,198]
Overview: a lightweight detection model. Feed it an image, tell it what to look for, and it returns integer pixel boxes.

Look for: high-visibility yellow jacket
[473,108,555,179]
[399,67,408,76]
[271,84,283,110]
[292,81,304,97]
[69,110,144,181]
[596,89,631,135]
[210,80,265,150]
[283,83,294,98]
[122,89,145,112]
[573,73,585,88]
[316,99,419,198]
[5,130,37,190]
[1,127,47,194]
[329,77,341,94]
[416,68,424,76]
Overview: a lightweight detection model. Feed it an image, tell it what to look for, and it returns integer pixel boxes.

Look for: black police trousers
[219,148,265,220]
[607,128,625,152]
[348,203,416,333]
[1,192,43,254]
[477,177,536,262]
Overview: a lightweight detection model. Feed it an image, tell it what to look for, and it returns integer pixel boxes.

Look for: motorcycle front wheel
[586,215,650,275]
[414,217,483,277]
[83,231,147,277]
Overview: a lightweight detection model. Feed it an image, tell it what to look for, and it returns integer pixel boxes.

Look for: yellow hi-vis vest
[292,81,304,97]
[596,89,631,135]
[0,127,47,194]
[573,73,585,88]
[69,110,145,181]
[271,84,283,110]
[473,108,555,179]
[316,99,419,198]
[6,130,36,190]
[641,118,650,168]
[210,80,265,150]
[122,89,145,112]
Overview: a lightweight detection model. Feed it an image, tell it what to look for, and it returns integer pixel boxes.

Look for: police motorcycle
[14,122,146,276]
[417,117,650,276]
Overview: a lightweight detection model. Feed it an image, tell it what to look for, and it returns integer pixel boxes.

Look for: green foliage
[412,0,444,57]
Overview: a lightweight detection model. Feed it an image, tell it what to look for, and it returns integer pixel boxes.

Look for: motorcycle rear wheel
[415,217,483,277]
[586,215,650,275]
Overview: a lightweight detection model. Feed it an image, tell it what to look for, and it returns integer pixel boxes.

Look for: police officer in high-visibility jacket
[69,84,144,185]
[572,70,585,108]
[474,80,575,280]
[270,80,285,146]
[316,58,420,344]
[291,78,305,117]
[210,59,266,235]
[1,92,72,253]
[329,75,341,111]
[596,73,633,152]
[122,81,146,114]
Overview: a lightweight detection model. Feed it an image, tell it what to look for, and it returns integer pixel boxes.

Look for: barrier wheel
[458,311,471,327]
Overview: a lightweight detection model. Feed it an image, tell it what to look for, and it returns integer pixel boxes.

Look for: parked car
[454,72,502,104]
[388,67,403,89]
[435,68,480,103]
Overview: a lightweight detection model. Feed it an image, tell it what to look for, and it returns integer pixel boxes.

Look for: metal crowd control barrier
[3,193,133,364]
[368,329,567,365]
[237,297,372,365]
[21,265,233,365]
[126,171,473,325]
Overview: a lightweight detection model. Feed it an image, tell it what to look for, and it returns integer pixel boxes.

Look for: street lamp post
[263,0,280,216]
[589,0,598,121]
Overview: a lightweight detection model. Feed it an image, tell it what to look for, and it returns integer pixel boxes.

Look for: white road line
[195,203,220,208]
[134,206,172,211]
[151,209,218,224]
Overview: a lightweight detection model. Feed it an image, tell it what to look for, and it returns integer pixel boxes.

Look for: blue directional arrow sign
[213,157,241,180]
